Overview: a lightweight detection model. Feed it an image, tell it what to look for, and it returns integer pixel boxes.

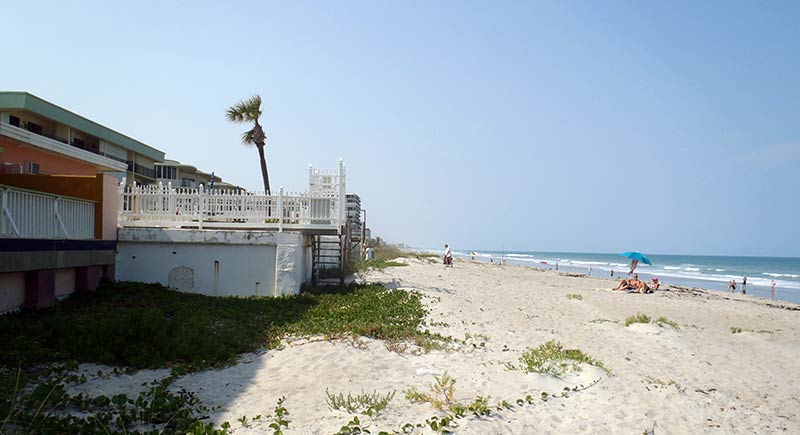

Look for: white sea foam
[763,273,800,278]
[685,267,700,272]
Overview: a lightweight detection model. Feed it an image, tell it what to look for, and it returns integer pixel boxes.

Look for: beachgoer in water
[742,276,747,294]
[728,280,736,292]
[771,280,776,300]
[611,270,614,278]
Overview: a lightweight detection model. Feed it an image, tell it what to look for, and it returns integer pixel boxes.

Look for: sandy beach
[68,258,800,434]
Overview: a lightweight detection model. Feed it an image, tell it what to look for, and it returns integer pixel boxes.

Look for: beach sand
[85,259,800,434]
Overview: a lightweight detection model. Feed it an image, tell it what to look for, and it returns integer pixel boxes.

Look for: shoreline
[442,251,800,304]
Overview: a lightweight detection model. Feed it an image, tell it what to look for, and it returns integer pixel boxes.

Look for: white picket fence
[0,186,95,239]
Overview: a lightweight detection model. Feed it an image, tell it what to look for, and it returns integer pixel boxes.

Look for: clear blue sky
[3,1,798,256]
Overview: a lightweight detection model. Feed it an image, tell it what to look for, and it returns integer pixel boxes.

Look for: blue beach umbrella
[619,251,653,265]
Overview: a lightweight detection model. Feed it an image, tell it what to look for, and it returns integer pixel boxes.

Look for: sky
[2,1,798,257]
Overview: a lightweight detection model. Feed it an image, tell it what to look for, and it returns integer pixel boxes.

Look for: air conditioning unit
[25,161,40,174]
[1,163,23,174]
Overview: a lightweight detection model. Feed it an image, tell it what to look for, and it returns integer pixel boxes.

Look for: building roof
[0,92,165,162]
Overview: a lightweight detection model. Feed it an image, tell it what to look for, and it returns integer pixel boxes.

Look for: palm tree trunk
[256,144,270,194]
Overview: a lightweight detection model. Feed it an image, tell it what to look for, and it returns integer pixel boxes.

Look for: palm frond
[226,95,262,123]
[241,129,256,145]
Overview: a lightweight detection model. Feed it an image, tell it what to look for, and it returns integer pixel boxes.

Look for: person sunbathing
[612,274,651,293]
[651,277,660,291]
[612,278,633,291]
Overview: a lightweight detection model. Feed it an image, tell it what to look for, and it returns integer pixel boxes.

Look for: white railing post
[167,182,175,219]
[198,184,205,230]
[118,177,126,225]
[277,186,284,232]
[134,181,141,217]
[338,158,346,233]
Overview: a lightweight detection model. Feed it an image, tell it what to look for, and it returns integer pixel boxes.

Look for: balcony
[0,123,128,172]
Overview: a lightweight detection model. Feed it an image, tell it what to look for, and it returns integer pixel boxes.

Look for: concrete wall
[55,268,76,298]
[0,272,25,313]
[116,228,310,297]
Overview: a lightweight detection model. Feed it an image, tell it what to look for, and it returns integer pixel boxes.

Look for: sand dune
[80,258,800,433]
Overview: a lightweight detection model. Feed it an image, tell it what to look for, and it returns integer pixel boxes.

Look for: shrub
[325,389,395,415]
[0,282,446,372]
[515,340,606,377]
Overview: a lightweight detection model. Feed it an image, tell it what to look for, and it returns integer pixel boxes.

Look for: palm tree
[226,95,270,193]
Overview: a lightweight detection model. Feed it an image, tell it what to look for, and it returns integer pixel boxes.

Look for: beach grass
[514,340,606,376]
[349,244,438,273]
[624,313,652,326]
[566,293,583,300]
[655,316,680,329]
[625,314,679,329]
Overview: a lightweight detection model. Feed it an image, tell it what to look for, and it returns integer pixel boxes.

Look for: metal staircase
[312,231,347,285]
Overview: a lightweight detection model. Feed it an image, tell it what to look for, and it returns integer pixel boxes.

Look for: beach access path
[85,258,800,434]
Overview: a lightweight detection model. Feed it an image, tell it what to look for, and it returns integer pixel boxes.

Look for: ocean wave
[664,266,681,270]
[763,273,800,279]
[685,267,700,272]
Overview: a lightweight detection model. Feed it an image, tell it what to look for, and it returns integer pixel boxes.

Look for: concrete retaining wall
[116,228,310,297]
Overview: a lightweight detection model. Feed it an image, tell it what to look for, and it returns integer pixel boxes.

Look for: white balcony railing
[119,160,347,233]
[0,123,128,172]
[0,186,95,239]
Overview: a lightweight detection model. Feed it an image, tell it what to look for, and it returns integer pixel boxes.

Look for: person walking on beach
[742,276,747,294]
[728,280,736,292]
[443,244,453,268]
[588,267,592,276]
[771,280,776,300]
[611,270,614,278]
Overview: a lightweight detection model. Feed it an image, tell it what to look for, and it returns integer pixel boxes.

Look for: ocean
[447,250,800,304]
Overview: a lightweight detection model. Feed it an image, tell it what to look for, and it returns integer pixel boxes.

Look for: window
[72,137,85,148]
[156,166,177,179]
[26,162,40,174]
[9,115,20,127]
[25,121,43,135]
